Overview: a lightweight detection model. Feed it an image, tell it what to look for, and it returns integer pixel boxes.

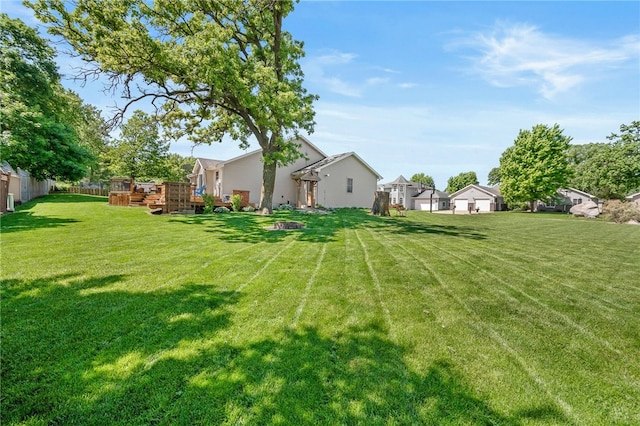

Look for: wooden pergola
[292,171,321,208]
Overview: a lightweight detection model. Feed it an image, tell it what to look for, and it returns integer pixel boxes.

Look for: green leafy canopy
[28,0,318,211]
[0,14,92,181]
[499,123,572,210]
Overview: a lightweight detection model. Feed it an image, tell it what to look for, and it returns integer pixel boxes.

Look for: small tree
[231,194,242,212]
[446,171,478,193]
[201,194,215,214]
[108,111,169,181]
[410,173,435,190]
[499,124,572,211]
[487,167,501,186]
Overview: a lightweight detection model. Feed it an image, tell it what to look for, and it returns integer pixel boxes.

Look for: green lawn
[1,194,638,425]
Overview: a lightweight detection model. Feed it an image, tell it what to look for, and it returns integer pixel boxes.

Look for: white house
[377,175,425,210]
[537,188,599,212]
[292,151,382,208]
[626,192,640,208]
[413,189,450,211]
[189,137,382,209]
[449,184,506,212]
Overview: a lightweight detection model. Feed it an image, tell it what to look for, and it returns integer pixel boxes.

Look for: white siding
[221,144,325,207]
[316,156,379,208]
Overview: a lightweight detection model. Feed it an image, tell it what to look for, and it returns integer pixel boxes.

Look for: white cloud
[303,50,362,97]
[366,77,389,86]
[307,99,634,187]
[450,22,640,99]
[303,50,399,98]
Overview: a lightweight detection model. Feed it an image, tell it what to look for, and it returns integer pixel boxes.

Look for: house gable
[190,137,380,209]
[449,184,501,200]
[449,185,504,212]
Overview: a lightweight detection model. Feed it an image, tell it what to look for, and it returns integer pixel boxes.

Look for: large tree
[568,121,640,199]
[499,124,572,211]
[162,153,196,182]
[445,171,478,193]
[0,14,92,181]
[29,0,317,213]
[410,173,435,190]
[109,110,170,181]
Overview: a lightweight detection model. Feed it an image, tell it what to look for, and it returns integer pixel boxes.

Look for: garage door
[453,199,468,211]
[475,199,491,211]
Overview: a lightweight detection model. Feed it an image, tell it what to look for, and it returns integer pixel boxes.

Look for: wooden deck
[109,181,251,213]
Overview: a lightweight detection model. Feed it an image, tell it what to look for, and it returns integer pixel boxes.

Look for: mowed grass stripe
[291,243,327,327]
[353,229,395,338]
[472,247,636,315]
[405,212,640,336]
[418,238,622,356]
[370,214,640,423]
[3,198,640,425]
[366,226,580,423]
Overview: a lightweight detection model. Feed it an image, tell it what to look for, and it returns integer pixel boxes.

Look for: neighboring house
[449,184,506,212]
[537,188,599,212]
[0,161,53,205]
[189,136,382,209]
[626,192,640,208]
[377,175,426,210]
[413,189,450,211]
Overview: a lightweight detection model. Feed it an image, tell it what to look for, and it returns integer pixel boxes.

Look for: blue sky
[3,1,639,189]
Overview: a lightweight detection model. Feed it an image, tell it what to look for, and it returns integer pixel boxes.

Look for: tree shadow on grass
[168,209,486,244]
[1,272,239,425]
[383,219,487,240]
[19,193,107,205]
[169,211,344,244]
[0,211,80,233]
[3,274,568,425]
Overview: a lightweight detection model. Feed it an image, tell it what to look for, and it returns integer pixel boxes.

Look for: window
[347,178,353,193]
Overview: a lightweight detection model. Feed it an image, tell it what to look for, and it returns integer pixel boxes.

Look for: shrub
[278,204,294,211]
[201,193,215,214]
[242,206,256,212]
[214,206,230,213]
[602,200,640,223]
[231,194,242,212]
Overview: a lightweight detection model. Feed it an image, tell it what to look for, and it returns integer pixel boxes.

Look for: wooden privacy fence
[68,187,109,196]
[163,182,192,213]
[1,172,10,213]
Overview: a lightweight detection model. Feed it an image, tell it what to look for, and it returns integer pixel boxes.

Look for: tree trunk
[259,160,277,214]
[371,191,390,216]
